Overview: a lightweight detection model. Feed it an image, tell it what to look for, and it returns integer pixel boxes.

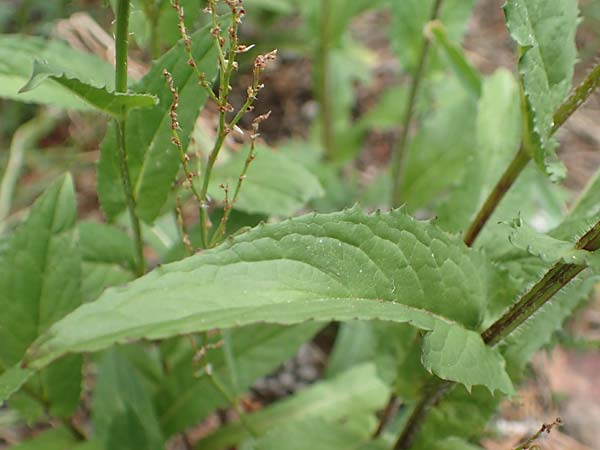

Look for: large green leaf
[27,208,512,394]
[207,146,324,216]
[92,350,164,450]
[0,174,82,416]
[0,34,114,109]
[155,324,323,436]
[504,0,579,180]
[19,61,157,117]
[97,25,218,222]
[198,363,388,450]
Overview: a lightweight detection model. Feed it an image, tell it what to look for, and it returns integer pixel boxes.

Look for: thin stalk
[317,0,335,160]
[393,220,600,449]
[552,63,600,134]
[0,111,61,233]
[115,0,145,276]
[463,146,530,247]
[391,0,445,207]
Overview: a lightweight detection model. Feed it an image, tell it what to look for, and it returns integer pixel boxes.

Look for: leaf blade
[27,208,511,394]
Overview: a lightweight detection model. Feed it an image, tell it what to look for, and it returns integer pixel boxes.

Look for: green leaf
[410,386,500,450]
[207,146,324,216]
[422,325,513,394]
[504,0,579,180]
[0,174,82,416]
[97,24,218,223]
[80,222,137,271]
[400,79,478,209]
[6,426,77,450]
[506,218,600,268]
[0,34,114,109]
[391,0,475,74]
[0,365,34,404]
[0,174,80,366]
[27,208,512,394]
[92,349,164,450]
[79,221,136,303]
[198,363,389,450]
[250,415,377,450]
[155,324,323,437]
[437,69,522,232]
[19,61,157,117]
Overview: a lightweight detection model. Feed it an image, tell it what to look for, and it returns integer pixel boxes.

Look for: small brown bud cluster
[172,0,192,55]
[163,69,180,132]
[254,49,277,71]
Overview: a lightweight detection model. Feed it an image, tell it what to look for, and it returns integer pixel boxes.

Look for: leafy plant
[1,0,600,449]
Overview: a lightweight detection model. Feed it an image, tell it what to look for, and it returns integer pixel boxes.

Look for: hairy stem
[552,63,600,134]
[391,0,445,207]
[318,0,335,160]
[115,0,145,276]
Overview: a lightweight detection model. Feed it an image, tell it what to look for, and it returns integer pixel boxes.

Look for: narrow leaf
[0,34,114,109]
[19,60,157,117]
[428,21,482,97]
[391,0,475,73]
[27,208,511,394]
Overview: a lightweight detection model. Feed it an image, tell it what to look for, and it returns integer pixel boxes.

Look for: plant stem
[463,63,600,248]
[115,0,145,276]
[552,63,600,134]
[463,146,530,247]
[393,220,600,449]
[318,0,335,160]
[391,0,445,207]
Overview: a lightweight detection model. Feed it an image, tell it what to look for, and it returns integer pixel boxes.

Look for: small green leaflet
[0,34,114,109]
[19,61,157,117]
[26,208,512,394]
[507,218,600,269]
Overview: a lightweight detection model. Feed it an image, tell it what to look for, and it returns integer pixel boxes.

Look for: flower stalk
[115,0,145,276]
